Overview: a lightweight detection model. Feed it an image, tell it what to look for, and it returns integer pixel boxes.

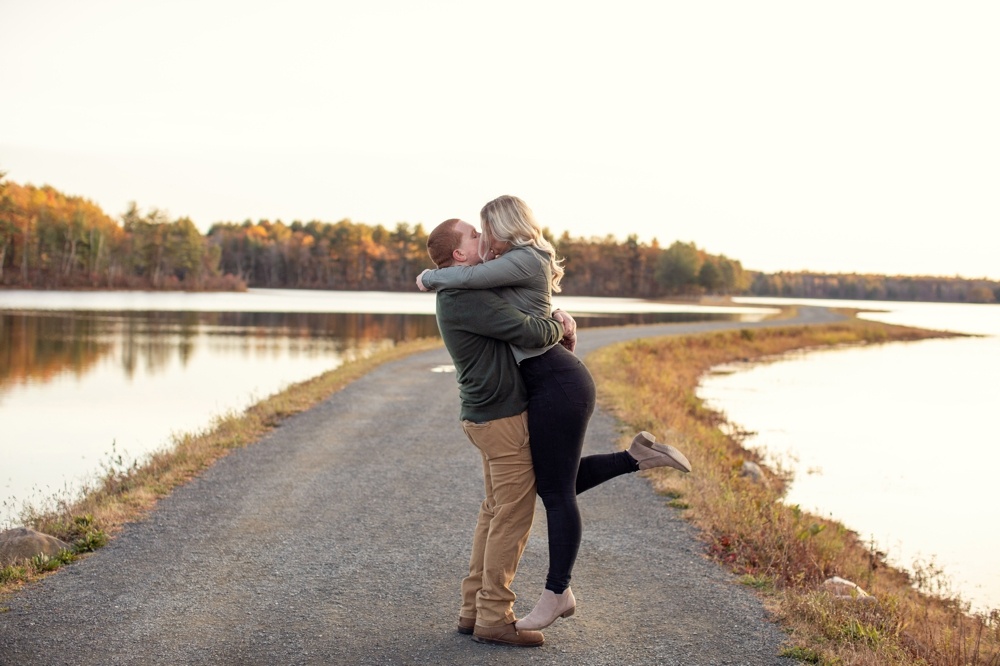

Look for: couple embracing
[417,195,692,647]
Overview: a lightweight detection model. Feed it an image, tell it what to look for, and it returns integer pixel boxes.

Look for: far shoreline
[2,284,997,307]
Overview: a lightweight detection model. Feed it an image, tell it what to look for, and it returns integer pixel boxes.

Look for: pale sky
[2,1,998,280]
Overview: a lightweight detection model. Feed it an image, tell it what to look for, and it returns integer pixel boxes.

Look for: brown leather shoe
[472,621,544,647]
[457,616,475,635]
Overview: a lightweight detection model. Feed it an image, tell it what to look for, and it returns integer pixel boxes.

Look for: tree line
[752,271,1000,304]
[1,177,996,302]
[206,218,750,297]
[0,179,237,290]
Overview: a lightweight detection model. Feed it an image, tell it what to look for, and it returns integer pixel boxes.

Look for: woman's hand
[416,269,431,292]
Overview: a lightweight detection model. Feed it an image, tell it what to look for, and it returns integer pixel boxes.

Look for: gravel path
[0,308,842,665]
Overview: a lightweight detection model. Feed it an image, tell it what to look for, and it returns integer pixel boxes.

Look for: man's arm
[450,289,563,349]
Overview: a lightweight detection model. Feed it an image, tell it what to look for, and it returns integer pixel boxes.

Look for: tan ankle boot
[627,431,692,472]
[515,588,576,631]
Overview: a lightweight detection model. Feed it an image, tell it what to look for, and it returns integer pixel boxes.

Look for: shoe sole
[472,635,544,647]
[635,432,692,473]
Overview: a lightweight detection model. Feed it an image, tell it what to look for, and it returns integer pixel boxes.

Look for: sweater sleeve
[420,249,538,291]
[452,290,563,349]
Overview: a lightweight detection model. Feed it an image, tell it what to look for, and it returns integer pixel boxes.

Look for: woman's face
[489,238,512,257]
[482,223,511,258]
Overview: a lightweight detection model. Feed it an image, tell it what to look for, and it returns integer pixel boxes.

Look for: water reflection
[0,310,443,392]
[2,312,113,388]
[1,309,745,392]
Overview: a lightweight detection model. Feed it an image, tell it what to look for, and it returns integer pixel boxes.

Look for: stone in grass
[823,576,878,604]
[0,527,72,567]
[740,460,768,485]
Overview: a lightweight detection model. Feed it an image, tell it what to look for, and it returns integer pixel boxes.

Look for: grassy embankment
[586,318,1000,666]
[3,313,997,665]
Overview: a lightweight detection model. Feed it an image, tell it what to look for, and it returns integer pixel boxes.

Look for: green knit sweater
[435,287,563,423]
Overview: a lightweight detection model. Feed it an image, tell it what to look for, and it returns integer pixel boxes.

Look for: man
[424,218,572,648]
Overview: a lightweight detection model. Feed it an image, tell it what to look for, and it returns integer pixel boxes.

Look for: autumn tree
[655,241,702,294]
[0,172,11,281]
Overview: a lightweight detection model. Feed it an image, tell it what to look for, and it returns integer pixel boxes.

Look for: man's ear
[452,248,465,262]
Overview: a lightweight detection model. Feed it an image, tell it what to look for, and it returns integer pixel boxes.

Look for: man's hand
[552,309,577,353]
[416,269,431,292]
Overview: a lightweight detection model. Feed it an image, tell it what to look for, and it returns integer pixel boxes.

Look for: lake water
[700,297,1000,613]
[0,289,768,527]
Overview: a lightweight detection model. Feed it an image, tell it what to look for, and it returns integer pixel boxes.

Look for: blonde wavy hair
[480,195,565,293]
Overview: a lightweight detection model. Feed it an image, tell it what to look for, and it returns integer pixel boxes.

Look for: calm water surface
[702,297,1000,612]
[0,289,768,526]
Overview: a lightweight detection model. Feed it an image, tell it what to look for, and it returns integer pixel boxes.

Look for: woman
[418,196,691,631]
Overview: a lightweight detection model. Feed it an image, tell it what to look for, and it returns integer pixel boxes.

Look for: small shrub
[0,565,29,586]
[73,530,108,553]
[31,553,61,573]
[779,645,825,663]
[740,574,774,590]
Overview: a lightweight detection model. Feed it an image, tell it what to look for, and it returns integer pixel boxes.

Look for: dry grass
[586,320,1000,665]
[1,337,443,596]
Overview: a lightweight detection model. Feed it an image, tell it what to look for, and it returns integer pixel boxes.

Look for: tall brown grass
[587,321,999,665]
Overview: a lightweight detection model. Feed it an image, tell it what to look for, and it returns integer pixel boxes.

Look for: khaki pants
[459,411,536,627]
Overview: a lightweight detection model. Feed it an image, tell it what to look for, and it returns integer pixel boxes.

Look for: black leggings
[519,344,638,593]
